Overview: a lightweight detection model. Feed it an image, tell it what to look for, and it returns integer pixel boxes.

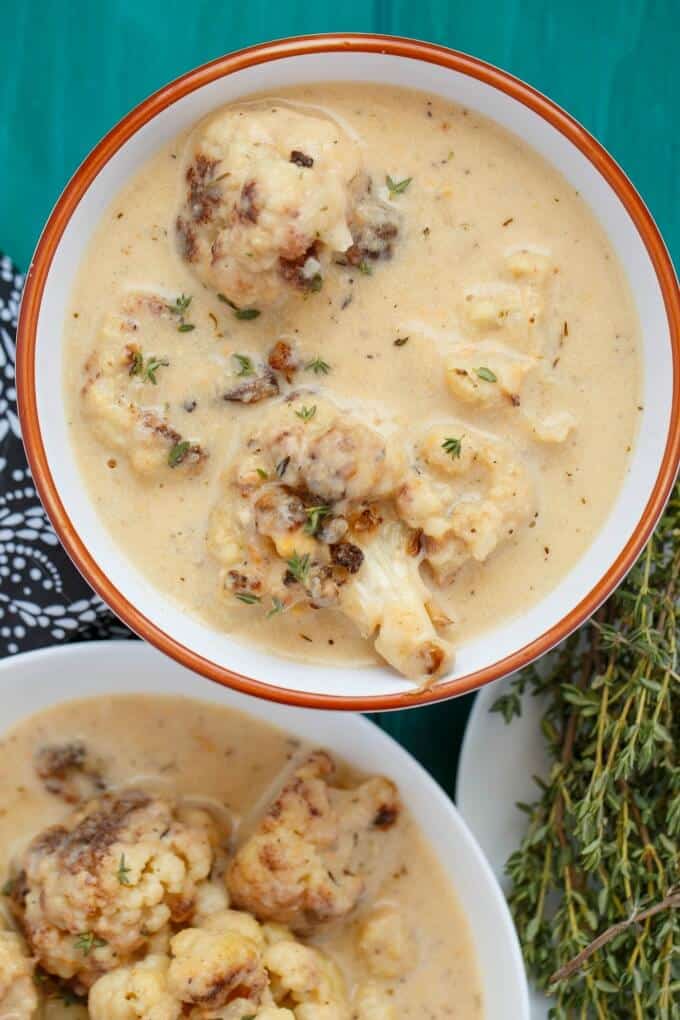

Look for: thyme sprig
[493,487,680,1019]
[167,293,195,331]
[129,351,169,384]
[74,931,107,957]
[304,505,331,535]
[285,551,310,586]
[442,436,462,459]
[305,356,331,375]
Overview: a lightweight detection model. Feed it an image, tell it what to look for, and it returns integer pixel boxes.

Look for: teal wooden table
[2,0,677,798]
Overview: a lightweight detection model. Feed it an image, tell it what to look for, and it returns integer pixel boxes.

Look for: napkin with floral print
[0,253,133,655]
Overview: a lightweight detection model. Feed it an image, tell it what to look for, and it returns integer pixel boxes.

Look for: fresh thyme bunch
[493,487,680,1019]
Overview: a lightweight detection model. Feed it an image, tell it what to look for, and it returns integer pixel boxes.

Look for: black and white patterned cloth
[0,253,133,656]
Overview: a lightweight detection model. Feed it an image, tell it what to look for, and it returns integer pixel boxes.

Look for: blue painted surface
[2,1,677,795]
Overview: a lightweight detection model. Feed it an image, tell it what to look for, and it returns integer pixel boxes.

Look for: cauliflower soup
[0,693,482,1018]
[63,83,640,684]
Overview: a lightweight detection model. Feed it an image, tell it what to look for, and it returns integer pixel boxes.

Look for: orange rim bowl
[16,33,680,710]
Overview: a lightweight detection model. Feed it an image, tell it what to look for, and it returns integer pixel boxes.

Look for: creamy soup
[63,83,640,683]
[0,695,482,1018]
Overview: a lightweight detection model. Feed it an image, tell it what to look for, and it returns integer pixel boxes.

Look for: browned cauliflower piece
[226,752,400,933]
[395,424,534,585]
[0,929,38,1019]
[82,292,207,478]
[444,342,534,409]
[207,398,454,681]
[207,396,405,615]
[357,905,414,978]
[338,175,401,269]
[448,249,576,441]
[337,520,454,683]
[10,790,216,992]
[88,954,179,1020]
[88,908,338,1020]
[265,937,350,1020]
[167,923,266,1011]
[175,105,361,309]
[34,740,106,804]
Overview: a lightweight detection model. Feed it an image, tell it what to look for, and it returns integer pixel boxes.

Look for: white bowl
[17,36,680,708]
[0,640,529,1018]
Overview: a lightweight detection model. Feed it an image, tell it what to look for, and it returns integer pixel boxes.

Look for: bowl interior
[0,640,529,1018]
[31,47,673,701]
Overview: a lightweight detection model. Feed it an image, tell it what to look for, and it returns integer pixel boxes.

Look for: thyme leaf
[130,354,169,384]
[475,366,497,382]
[442,437,462,459]
[233,354,254,376]
[116,854,132,886]
[167,294,192,315]
[167,294,195,331]
[218,293,260,320]
[386,174,412,197]
[266,597,285,618]
[285,551,310,585]
[235,592,261,605]
[304,505,331,535]
[168,440,190,468]
[295,404,317,422]
[305,356,331,375]
[74,932,107,957]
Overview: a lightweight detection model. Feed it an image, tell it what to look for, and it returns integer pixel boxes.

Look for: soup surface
[0,694,482,1018]
[63,83,640,682]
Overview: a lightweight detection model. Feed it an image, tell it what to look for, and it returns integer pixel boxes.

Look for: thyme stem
[549,889,680,984]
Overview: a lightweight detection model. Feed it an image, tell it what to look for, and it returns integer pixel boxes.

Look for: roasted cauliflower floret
[251,398,404,506]
[175,104,361,309]
[227,752,399,932]
[357,905,414,978]
[11,790,215,991]
[207,397,405,617]
[444,344,533,408]
[265,939,349,1020]
[460,279,545,359]
[396,425,534,585]
[206,398,455,680]
[167,923,267,1010]
[0,929,38,1020]
[338,520,454,683]
[82,293,206,478]
[88,954,179,1020]
[448,248,576,442]
[337,176,401,268]
[88,909,339,1020]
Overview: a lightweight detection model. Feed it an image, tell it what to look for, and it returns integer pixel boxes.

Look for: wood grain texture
[2,0,676,795]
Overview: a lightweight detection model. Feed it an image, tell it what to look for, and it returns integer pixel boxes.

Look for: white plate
[0,640,529,1019]
[456,678,551,1019]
